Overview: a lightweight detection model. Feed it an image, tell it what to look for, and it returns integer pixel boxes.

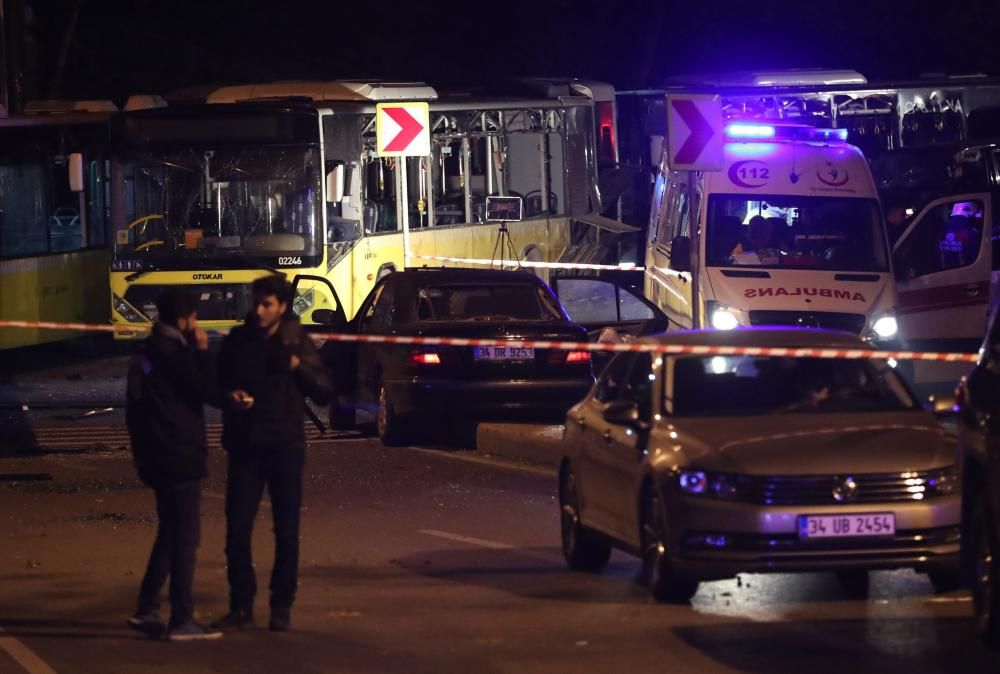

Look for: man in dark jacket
[125,289,221,641]
[213,275,333,632]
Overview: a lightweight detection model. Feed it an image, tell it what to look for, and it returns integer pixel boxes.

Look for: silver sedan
[558,328,961,602]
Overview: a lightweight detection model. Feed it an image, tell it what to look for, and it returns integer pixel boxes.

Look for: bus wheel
[376,379,406,446]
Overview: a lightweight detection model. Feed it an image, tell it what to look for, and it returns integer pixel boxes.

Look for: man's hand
[290,354,301,370]
[192,328,209,351]
[227,389,254,410]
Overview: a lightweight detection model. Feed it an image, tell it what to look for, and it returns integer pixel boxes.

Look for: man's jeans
[224,447,305,612]
[137,479,202,626]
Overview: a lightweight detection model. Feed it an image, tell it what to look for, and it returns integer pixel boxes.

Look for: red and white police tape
[408,255,643,272]
[0,319,980,363]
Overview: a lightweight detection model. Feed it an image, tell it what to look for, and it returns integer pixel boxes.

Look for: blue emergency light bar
[725,123,776,139]
[724,123,849,143]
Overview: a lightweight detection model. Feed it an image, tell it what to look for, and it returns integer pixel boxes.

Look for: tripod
[490,221,520,269]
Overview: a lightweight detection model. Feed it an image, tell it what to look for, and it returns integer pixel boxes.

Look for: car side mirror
[603,399,641,426]
[68,153,85,193]
[649,135,665,168]
[668,235,691,273]
[967,367,1000,409]
[311,308,347,331]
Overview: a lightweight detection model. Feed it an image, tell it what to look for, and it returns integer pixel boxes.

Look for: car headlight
[677,469,743,499]
[871,312,898,339]
[709,305,740,331]
[678,470,707,494]
[112,293,148,323]
[923,466,960,497]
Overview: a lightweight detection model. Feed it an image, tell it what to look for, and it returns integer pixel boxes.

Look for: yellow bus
[0,101,114,350]
[108,80,633,335]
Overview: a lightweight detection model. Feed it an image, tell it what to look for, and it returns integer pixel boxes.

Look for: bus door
[290,274,354,426]
[892,193,992,351]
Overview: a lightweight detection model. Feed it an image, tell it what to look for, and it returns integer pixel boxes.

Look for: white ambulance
[643,122,899,341]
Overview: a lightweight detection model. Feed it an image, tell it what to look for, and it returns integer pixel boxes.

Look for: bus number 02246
[278,257,303,266]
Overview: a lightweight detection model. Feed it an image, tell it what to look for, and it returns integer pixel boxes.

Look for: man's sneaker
[127,611,166,639]
[167,620,223,642]
[269,607,290,632]
[210,611,256,632]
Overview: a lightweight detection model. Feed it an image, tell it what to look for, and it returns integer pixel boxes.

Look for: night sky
[24,0,1000,103]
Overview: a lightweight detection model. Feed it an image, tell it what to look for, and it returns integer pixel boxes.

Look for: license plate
[473,345,535,361]
[798,513,895,539]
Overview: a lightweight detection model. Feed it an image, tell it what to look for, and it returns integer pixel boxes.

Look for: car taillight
[549,349,591,364]
[408,351,441,366]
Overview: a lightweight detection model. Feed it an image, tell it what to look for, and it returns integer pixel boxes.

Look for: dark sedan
[307,268,597,445]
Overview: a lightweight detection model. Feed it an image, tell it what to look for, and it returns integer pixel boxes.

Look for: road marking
[0,627,57,674]
[419,529,513,549]
[400,445,556,478]
[418,529,564,564]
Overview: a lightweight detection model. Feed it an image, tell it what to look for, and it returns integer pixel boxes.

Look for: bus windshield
[114,144,322,262]
[705,194,889,272]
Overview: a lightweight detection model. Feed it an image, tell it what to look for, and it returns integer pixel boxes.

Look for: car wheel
[972,494,1000,648]
[376,380,406,446]
[836,570,870,599]
[329,396,356,431]
[640,485,698,603]
[559,466,611,573]
[927,568,962,594]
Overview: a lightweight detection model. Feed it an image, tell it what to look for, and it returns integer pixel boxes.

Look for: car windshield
[668,356,916,416]
[706,195,889,272]
[114,145,321,261]
[416,283,565,322]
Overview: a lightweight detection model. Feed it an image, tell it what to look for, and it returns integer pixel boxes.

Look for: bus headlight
[871,312,898,339]
[709,305,740,331]
[112,293,148,324]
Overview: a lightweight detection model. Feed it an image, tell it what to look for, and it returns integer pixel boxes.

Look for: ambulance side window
[649,172,667,243]
[895,199,984,280]
[654,178,689,247]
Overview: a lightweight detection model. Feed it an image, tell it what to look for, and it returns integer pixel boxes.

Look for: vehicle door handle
[966,284,983,298]
[603,429,613,444]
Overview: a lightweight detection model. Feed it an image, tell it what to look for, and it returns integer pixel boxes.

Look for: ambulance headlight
[872,313,898,339]
[710,306,740,331]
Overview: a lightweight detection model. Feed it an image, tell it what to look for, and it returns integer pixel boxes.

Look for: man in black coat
[125,289,221,641]
[213,275,333,632]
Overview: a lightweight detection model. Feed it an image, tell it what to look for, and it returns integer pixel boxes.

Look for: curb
[476,423,565,469]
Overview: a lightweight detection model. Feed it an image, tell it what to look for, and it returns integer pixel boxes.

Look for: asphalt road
[0,344,995,673]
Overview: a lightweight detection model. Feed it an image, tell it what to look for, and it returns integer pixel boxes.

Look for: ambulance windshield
[705,195,889,272]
